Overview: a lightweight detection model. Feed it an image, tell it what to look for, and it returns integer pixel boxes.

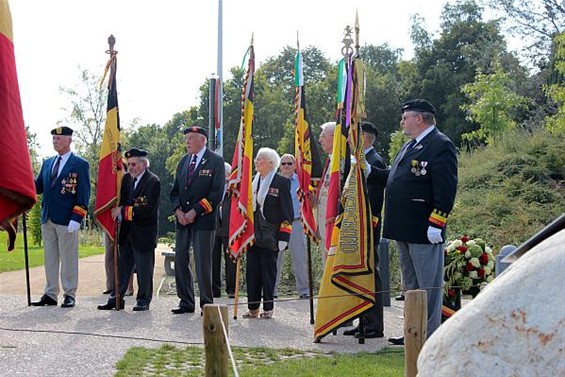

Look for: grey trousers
[175,226,215,310]
[396,241,444,338]
[41,220,79,299]
[275,219,309,296]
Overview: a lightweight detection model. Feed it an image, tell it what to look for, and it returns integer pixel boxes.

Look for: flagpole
[217,0,224,157]
[22,213,31,306]
[233,258,240,319]
[307,238,314,324]
[106,34,122,311]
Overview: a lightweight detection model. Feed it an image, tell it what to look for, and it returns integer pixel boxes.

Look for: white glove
[351,155,371,175]
[427,226,443,244]
[67,220,81,233]
[278,241,288,251]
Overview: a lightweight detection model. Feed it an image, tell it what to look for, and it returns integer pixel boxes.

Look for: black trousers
[212,235,237,296]
[175,226,215,310]
[246,245,278,311]
[112,240,154,306]
[363,224,384,334]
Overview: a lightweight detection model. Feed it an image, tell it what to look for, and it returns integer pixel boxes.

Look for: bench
[162,250,175,276]
[161,248,195,277]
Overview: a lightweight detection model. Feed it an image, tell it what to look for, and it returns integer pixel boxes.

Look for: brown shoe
[242,309,260,318]
[260,310,273,319]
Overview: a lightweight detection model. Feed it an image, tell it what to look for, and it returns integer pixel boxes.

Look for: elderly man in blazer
[170,126,225,314]
[97,148,161,311]
[32,126,90,308]
[368,99,458,345]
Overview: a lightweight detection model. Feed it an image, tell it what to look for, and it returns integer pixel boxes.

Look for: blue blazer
[368,128,458,244]
[36,153,91,225]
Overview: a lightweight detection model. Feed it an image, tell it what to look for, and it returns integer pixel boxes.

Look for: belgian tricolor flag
[0,0,37,251]
[94,41,123,241]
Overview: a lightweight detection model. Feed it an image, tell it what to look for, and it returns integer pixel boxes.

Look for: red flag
[94,46,123,241]
[294,49,323,241]
[0,0,37,251]
[228,45,255,259]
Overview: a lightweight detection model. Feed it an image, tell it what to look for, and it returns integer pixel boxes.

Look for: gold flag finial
[341,25,354,57]
[355,10,360,53]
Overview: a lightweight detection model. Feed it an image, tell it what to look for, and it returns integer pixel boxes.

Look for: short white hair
[255,147,281,169]
[320,121,336,134]
[224,162,232,175]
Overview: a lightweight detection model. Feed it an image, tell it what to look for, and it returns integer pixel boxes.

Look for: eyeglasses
[127,162,138,167]
[281,162,294,166]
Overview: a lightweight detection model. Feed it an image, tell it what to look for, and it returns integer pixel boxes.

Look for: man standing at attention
[368,100,458,345]
[170,126,225,314]
[97,148,160,311]
[344,121,387,338]
[274,153,310,299]
[313,121,335,265]
[32,126,90,308]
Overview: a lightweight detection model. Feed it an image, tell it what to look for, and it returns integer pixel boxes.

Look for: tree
[544,33,565,134]
[461,59,528,145]
[59,68,106,210]
[482,0,565,67]
[412,0,522,145]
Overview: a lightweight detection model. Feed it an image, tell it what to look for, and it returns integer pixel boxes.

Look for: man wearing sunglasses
[274,154,310,300]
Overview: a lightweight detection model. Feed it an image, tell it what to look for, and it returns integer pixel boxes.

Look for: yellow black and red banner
[228,44,255,260]
[294,49,323,241]
[314,55,375,342]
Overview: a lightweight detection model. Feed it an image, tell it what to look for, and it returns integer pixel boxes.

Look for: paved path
[0,245,405,377]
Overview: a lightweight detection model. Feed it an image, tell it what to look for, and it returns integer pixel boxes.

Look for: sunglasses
[281,162,294,166]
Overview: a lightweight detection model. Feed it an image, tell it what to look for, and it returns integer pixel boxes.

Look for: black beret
[361,121,378,137]
[183,125,208,138]
[125,148,148,158]
[51,126,73,136]
[401,99,436,116]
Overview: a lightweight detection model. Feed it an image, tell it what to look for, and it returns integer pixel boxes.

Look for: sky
[9,0,453,158]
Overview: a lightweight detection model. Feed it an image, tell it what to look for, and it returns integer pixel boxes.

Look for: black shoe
[102,289,112,294]
[299,294,310,299]
[356,330,384,339]
[395,294,405,301]
[343,326,359,336]
[171,307,194,314]
[97,300,125,310]
[31,294,57,306]
[133,303,149,311]
[387,336,404,345]
[228,293,235,299]
[61,295,75,308]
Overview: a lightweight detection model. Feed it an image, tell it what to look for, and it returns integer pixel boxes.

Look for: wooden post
[404,289,427,377]
[203,304,229,377]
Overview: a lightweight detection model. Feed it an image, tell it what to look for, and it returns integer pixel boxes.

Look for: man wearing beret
[344,121,387,339]
[170,126,225,314]
[32,126,90,308]
[368,100,458,345]
[98,148,161,311]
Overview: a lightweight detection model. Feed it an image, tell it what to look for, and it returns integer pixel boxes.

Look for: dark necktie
[389,139,417,181]
[132,177,138,191]
[186,155,197,186]
[50,156,62,186]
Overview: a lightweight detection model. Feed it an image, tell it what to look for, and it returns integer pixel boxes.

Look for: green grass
[115,344,404,376]
[0,232,104,273]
